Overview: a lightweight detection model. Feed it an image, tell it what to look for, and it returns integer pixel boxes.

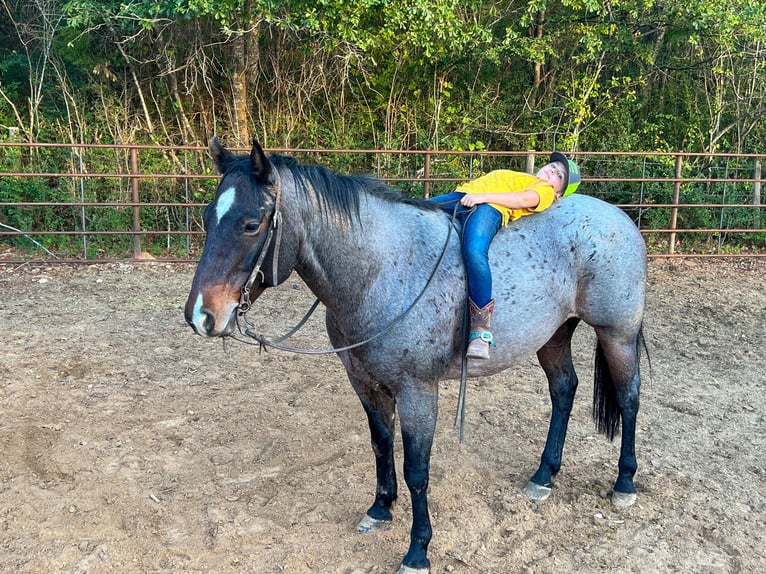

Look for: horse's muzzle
[185,292,237,337]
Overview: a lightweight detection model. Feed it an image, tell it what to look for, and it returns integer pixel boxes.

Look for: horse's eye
[243,220,261,235]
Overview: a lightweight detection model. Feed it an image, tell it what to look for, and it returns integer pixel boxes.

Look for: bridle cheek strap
[239,179,283,314]
[238,212,282,313]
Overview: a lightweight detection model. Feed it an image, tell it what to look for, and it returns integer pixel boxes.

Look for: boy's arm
[460,190,541,209]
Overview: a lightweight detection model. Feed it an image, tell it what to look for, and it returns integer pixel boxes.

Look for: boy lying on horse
[430,152,581,359]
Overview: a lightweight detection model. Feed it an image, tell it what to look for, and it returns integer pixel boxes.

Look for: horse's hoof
[523,481,552,502]
[611,491,637,510]
[357,513,392,533]
[397,566,429,574]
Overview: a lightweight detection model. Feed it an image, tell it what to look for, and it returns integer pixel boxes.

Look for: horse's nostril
[201,309,216,334]
[186,293,219,336]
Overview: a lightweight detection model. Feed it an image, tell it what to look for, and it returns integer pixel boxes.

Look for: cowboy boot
[466,298,496,359]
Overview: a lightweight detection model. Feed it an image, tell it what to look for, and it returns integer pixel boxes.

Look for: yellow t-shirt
[456,169,556,226]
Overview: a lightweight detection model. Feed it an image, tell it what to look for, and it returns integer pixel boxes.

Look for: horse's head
[185,137,286,337]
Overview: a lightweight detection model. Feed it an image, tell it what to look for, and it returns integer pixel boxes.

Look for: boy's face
[536,161,567,195]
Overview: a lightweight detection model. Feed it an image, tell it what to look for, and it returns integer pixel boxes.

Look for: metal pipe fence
[0,142,764,263]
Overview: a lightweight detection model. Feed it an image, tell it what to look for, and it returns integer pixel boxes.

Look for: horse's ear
[209,136,232,174]
[250,139,275,184]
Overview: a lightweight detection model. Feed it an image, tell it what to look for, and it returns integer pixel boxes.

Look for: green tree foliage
[0,0,764,154]
[1,0,765,257]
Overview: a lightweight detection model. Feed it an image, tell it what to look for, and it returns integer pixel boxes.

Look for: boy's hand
[460,193,488,207]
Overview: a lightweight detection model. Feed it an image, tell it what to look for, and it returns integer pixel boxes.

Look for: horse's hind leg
[524,318,581,502]
[593,325,643,509]
[348,375,399,532]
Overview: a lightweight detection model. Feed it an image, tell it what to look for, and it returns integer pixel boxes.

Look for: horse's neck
[291,195,441,312]
[291,203,378,300]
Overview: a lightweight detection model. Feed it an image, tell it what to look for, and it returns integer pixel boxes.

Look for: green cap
[550,152,581,197]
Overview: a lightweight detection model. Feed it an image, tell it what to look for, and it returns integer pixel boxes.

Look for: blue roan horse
[185,138,647,573]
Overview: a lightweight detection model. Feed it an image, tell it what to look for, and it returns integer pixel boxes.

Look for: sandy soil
[0,258,764,574]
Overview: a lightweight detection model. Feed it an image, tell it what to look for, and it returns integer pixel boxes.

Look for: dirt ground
[0,258,764,574]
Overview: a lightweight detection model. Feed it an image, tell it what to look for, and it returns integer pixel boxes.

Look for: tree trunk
[230,3,260,147]
[231,32,251,147]
[533,10,545,90]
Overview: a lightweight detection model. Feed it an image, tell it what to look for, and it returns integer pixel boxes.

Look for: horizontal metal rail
[1,142,763,262]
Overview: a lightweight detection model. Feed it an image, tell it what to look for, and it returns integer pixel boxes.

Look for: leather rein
[234,189,459,356]
[232,186,471,441]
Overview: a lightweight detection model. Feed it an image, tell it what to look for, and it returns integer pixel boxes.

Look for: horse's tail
[593,325,648,441]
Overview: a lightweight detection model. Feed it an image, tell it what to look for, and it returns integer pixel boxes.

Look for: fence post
[525,151,535,174]
[423,151,431,199]
[184,150,191,257]
[130,147,141,258]
[669,154,682,255]
[75,147,87,259]
[755,159,762,230]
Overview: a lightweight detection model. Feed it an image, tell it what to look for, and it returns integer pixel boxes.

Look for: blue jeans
[430,192,502,307]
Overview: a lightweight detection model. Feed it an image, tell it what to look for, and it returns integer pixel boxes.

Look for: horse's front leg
[396,380,438,574]
[348,375,399,532]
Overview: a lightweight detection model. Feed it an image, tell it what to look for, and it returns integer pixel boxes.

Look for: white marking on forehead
[215,186,237,224]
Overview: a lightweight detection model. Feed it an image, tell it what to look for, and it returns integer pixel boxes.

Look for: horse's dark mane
[268,153,439,223]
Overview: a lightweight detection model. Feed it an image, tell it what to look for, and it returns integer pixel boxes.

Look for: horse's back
[334,192,645,380]
[554,195,646,328]
[482,195,646,368]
